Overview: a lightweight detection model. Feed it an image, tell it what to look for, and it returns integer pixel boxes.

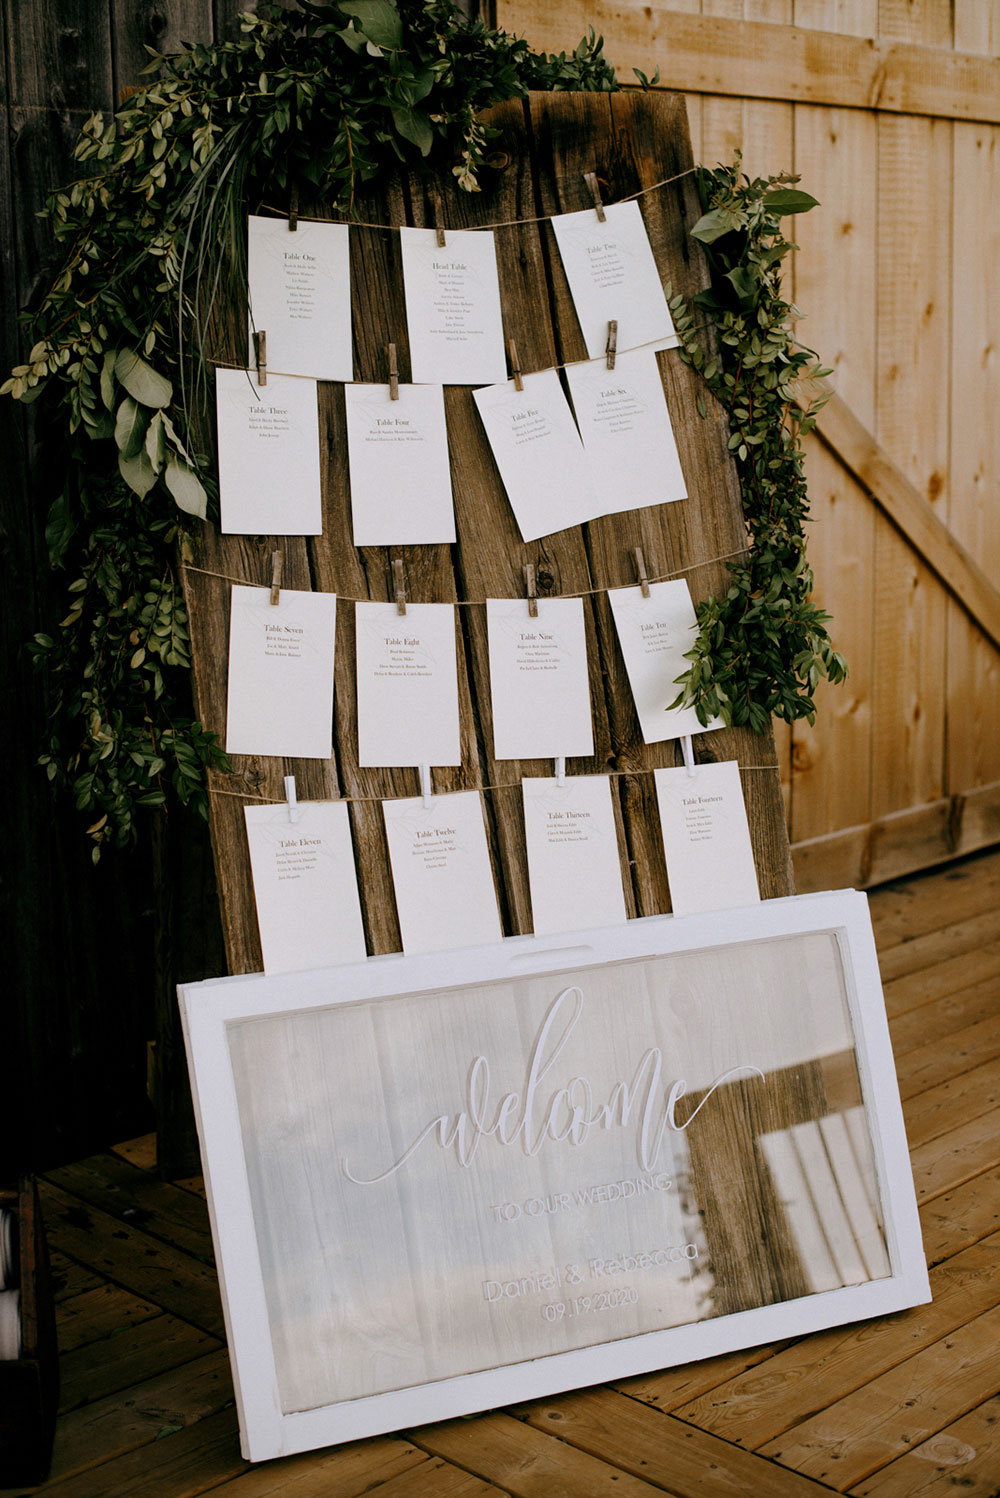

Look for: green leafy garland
[6,0,840,858]
[668,161,847,731]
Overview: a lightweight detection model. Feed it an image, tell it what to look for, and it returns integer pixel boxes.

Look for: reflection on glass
[226,930,890,1414]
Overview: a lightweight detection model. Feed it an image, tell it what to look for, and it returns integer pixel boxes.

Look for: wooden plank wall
[493,0,1000,893]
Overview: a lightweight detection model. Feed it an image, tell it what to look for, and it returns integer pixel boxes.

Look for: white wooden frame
[179,889,930,1462]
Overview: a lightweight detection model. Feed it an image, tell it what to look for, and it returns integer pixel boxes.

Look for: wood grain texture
[758,1302,1000,1486]
[850,1392,1000,1497]
[182,90,791,981]
[494,3,1000,122]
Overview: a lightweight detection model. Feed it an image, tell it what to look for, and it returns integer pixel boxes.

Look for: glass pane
[226,929,889,1415]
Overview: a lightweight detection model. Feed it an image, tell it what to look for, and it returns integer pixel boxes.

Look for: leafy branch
[668,157,847,733]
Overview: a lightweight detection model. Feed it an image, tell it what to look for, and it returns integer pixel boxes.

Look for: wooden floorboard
[4,846,999,1497]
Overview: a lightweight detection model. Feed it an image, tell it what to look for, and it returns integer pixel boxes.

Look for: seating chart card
[400,226,507,386]
[216,368,322,535]
[244,801,367,974]
[550,200,678,359]
[522,775,627,936]
[607,579,724,743]
[383,792,501,955]
[246,214,353,382]
[345,383,456,546]
[473,368,600,541]
[355,601,461,768]
[486,597,594,761]
[225,585,336,760]
[654,761,761,917]
[564,347,687,515]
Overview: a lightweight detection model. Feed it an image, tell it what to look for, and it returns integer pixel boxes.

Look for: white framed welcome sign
[179,890,930,1462]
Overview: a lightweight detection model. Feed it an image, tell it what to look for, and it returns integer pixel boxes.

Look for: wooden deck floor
[8,849,1000,1497]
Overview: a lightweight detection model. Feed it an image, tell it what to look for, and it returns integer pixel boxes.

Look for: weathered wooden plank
[903,1056,1000,1151]
[494,5,1000,124]
[919,1167,1000,1267]
[50,1253,104,1304]
[672,1234,1000,1450]
[849,1392,1000,1497]
[38,1180,226,1338]
[877,907,1000,983]
[757,1302,1000,1486]
[55,1284,161,1354]
[513,1385,847,1497]
[412,1410,677,1497]
[890,970,1000,1058]
[199,1440,433,1498]
[31,1405,244,1498]
[46,1152,214,1263]
[946,117,1000,797]
[613,1341,787,1414]
[882,939,1000,1019]
[808,393,1000,652]
[110,1,215,94]
[59,1313,220,1414]
[909,1105,1000,1205]
[46,1347,233,1483]
[870,848,1000,952]
[792,778,1000,891]
[895,1010,1000,1102]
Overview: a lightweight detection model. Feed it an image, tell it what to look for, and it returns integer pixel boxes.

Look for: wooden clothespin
[288,183,299,232]
[284,774,301,824]
[634,546,650,599]
[584,171,607,223]
[388,342,399,401]
[393,558,407,616]
[419,763,432,810]
[254,329,267,386]
[606,319,618,370]
[681,734,697,779]
[433,193,446,248]
[523,562,538,618]
[508,338,524,392]
[270,549,283,606]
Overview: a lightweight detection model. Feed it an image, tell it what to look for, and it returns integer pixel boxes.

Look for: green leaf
[337,0,403,49]
[45,490,75,566]
[114,396,149,460]
[391,104,433,155]
[762,188,819,215]
[336,24,366,51]
[100,350,117,411]
[145,410,166,473]
[119,445,157,498]
[164,454,208,518]
[690,205,741,244]
[115,348,172,408]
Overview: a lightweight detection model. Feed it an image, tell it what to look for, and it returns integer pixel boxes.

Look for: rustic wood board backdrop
[494,0,1000,895]
[183,89,793,976]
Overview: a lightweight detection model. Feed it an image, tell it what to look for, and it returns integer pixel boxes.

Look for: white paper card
[522,775,626,936]
[216,369,322,535]
[473,368,600,541]
[247,214,352,381]
[345,383,455,546]
[244,801,366,974]
[564,346,686,514]
[400,226,507,386]
[225,585,336,759]
[356,601,461,767]
[383,792,501,955]
[550,200,678,358]
[654,761,760,916]
[487,597,593,760]
[608,579,723,743]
